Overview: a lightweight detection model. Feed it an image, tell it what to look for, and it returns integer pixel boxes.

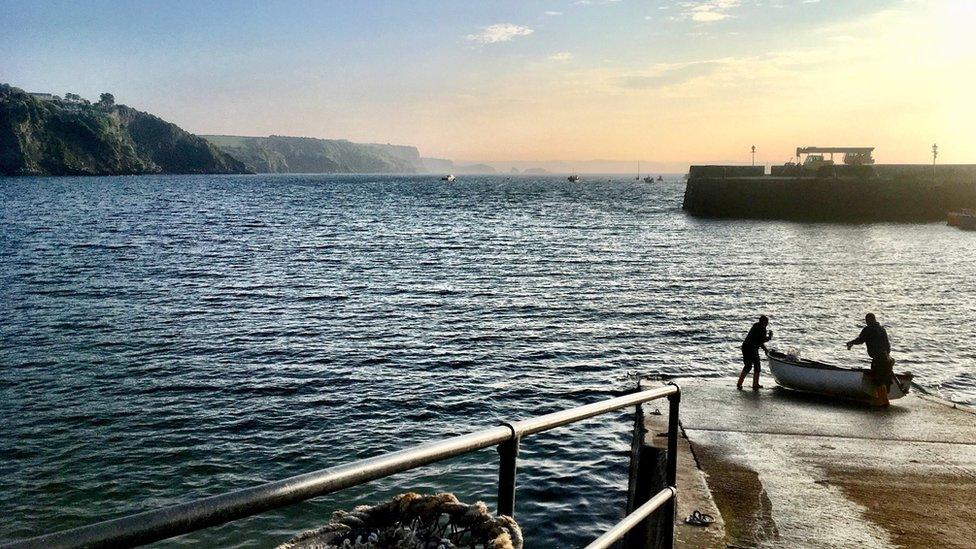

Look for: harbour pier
[637,378,976,548]
[682,164,976,222]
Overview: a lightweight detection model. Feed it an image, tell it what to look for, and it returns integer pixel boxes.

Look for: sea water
[1,174,973,546]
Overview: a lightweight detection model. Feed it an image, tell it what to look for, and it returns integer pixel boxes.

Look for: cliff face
[202,135,425,174]
[0,84,247,176]
[421,157,454,173]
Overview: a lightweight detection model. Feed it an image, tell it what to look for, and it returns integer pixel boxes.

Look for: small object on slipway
[683,510,715,527]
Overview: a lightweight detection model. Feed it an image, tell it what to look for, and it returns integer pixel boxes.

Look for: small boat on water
[768,350,913,404]
[657,175,664,182]
[642,175,654,183]
[948,209,975,230]
[441,174,456,182]
[567,174,581,182]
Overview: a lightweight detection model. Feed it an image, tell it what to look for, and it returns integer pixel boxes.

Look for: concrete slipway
[640,378,976,548]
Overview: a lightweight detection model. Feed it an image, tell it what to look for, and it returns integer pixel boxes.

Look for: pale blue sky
[2,1,971,164]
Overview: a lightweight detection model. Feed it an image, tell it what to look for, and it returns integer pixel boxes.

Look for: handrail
[5,384,679,549]
[584,487,677,549]
[508,386,675,437]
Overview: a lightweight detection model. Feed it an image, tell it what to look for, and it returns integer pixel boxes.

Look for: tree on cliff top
[98,92,115,107]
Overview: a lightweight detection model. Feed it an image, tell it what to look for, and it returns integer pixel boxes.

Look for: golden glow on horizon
[409,1,976,165]
[153,1,976,168]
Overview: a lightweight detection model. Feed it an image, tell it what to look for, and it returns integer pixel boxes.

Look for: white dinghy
[768,350,913,404]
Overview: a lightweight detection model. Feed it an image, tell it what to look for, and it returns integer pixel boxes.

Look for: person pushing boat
[846,313,894,407]
[737,315,772,390]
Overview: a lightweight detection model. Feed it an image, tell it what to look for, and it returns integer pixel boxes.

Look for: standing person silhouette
[847,313,893,407]
[738,315,772,390]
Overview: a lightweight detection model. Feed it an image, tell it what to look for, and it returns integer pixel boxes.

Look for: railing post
[662,385,681,549]
[625,400,647,518]
[623,399,655,549]
[497,428,519,518]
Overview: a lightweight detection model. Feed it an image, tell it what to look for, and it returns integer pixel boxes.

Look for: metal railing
[6,384,680,549]
[585,487,678,549]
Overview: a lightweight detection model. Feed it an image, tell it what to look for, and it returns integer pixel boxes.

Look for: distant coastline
[1,82,682,178]
[0,83,484,178]
[201,134,499,175]
[0,84,245,176]
[0,82,507,178]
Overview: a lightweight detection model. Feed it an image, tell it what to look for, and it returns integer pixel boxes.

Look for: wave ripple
[1,174,974,547]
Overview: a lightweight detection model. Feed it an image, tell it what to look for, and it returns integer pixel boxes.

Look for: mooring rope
[276,492,523,549]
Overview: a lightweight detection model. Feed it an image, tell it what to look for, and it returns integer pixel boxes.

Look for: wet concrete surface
[643,406,726,549]
[643,378,976,548]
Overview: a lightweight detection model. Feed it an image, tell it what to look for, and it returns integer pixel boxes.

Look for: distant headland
[0,84,246,176]
[0,83,499,177]
[199,134,497,175]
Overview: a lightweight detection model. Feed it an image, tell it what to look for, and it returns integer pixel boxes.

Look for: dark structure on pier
[683,162,976,222]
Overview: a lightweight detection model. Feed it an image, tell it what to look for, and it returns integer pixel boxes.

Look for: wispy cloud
[612,58,734,90]
[545,11,563,16]
[691,11,729,21]
[549,52,574,61]
[466,24,535,44]
[674,1,742,23]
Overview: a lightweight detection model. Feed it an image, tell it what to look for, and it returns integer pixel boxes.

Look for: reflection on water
[1,175,973,546]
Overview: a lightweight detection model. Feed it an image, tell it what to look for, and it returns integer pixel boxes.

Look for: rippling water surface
[1,175,974,547]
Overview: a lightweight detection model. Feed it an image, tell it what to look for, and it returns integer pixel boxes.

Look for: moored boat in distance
[948,208,975,230]
[643,175,654,183]
[768,350,913,404]
[567,174,580,182]
[441,174,455,182]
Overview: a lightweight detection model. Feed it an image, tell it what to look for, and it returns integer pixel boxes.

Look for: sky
[2,0,975,168]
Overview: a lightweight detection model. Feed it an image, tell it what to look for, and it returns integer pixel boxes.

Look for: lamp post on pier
[932,143,938,166]
[751,145,756,167]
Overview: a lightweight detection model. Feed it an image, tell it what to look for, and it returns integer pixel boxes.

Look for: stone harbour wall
[682,165,976,222]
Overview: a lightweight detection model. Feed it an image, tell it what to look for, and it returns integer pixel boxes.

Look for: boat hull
[768,352,912,403]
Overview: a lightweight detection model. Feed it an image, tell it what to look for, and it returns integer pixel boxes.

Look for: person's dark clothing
[852,322,890,360]
[740,322,771,374]
[741,347,761,374]
[869,356,894,386]
[742,322,772,353]
[852,321,893,386]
